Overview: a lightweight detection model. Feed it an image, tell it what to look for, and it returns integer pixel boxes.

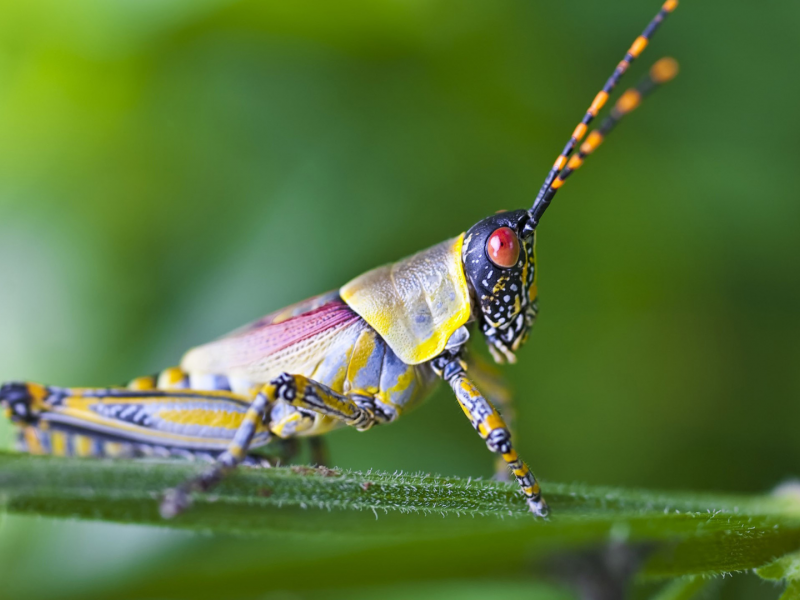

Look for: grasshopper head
[462,210,537,364]
[457,9,681,363]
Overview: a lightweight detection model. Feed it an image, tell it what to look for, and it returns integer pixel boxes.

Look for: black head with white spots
[462,210,538,363]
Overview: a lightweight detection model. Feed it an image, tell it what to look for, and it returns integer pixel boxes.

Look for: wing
[181,292,364,383]
[223,290,342,334]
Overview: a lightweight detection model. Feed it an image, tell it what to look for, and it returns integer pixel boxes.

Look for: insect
[1,1,679,518]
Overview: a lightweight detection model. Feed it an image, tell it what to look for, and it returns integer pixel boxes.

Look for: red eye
[486,227,520,268]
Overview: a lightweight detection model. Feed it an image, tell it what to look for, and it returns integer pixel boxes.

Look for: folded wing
[181,292,363,384]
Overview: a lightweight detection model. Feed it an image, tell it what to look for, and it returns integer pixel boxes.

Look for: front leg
[433,355,548,517]
[466,352,516,481]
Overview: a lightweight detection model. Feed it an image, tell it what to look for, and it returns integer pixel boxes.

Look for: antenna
[539,58,679,203]
[522,0,678,236]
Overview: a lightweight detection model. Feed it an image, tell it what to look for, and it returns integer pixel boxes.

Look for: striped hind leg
[13,422,141,459]
[2,381,129,457]
[1,378,271,464]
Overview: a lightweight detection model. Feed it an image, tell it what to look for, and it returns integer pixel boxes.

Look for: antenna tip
[650,57,679,83]
[662,0,679,12]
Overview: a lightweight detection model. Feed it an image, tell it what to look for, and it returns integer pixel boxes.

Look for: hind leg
[1,380,272,464]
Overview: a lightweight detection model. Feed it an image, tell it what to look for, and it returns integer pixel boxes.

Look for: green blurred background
[0,0,798,598]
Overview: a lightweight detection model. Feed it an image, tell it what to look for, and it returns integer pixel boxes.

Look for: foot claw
[160,487,192,519]
[528,497,550,518]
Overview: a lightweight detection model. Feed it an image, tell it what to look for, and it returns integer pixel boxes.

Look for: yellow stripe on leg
[228,442,245,460]
[75,435,93,457]
[485,413,506,432]
[23,428,44,455]
[104,442,124,457]
[51,431,66,456]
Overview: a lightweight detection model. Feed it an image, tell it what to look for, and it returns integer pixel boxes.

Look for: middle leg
[160,387,273,517]
[161,373,390,517]
[267,373,388,432]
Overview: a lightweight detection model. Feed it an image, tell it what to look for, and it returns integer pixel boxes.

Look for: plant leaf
[649,577,715,600]
[782,581,800,600]
[2,451,800,600]
[757,549,800,600]
[757,550,800,582]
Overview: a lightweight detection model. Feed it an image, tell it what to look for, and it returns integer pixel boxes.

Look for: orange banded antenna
[524,0,678,235]
[542,57,679,200]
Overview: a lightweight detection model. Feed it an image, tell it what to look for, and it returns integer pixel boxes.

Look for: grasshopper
[1,1,679,518]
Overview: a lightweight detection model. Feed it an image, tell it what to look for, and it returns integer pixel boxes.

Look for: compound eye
[486,227,520,268]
